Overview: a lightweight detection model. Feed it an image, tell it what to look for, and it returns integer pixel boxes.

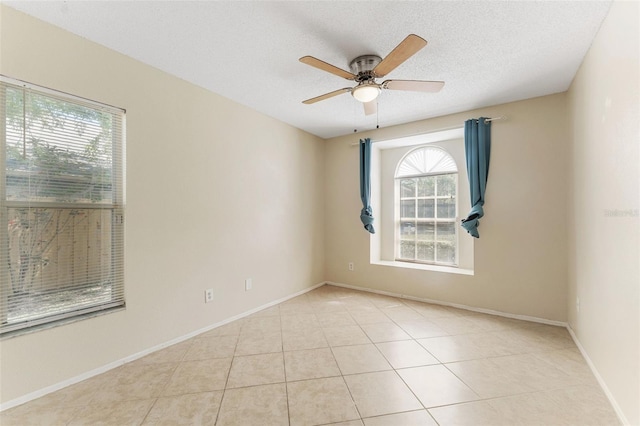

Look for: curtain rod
[349,116,506,146]
[484,115,505,122]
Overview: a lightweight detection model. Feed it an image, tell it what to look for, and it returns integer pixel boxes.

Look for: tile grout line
[318,302,364,423]
[347,297,432,423]
[212,325,242,425]
[279,307,293,426]
[137,359,184,425]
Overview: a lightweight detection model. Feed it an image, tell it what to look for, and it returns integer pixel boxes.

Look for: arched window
[395,146,458,265]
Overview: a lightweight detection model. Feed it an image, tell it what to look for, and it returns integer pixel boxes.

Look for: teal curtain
[359,138,375,234]
[461,118,491,238]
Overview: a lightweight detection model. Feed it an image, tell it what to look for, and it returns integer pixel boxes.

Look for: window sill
[0,305,126,340]
[371,259,474,276]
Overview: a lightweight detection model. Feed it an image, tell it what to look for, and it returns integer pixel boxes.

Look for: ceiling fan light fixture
[352,84,381,103]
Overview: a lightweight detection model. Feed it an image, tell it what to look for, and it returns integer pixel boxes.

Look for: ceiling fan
[299,34,444,115]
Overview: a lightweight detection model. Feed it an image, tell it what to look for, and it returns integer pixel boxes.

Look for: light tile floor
[1,285,621,425]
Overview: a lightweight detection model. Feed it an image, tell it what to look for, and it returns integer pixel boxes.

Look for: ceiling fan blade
[363,100,377,116]
[299,56,357,80]
[373,34,428,78]
[302,88,352,104]
[383,79,445,93]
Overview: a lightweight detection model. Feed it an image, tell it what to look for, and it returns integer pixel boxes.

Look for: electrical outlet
[348,262,354,271]
[245,278,252,291]
[205,289,214,303]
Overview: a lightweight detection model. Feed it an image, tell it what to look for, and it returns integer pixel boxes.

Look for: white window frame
[0,76,126,337]
[394,167,459,266]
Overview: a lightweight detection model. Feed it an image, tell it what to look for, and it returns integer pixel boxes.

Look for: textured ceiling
[5,1,612,139]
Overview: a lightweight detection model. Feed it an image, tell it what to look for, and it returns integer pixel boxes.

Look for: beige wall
[567,1,639,424]
[0,6,325,404]
[325,93,570,321]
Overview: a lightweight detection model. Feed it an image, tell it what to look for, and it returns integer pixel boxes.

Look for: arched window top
[395,146,458,178]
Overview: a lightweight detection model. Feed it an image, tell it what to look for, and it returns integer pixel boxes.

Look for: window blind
[0,76,125,335]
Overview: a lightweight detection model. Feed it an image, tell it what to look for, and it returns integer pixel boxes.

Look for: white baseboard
[566,326,629,426]
[0,281,326,412]
[326,281,567,327]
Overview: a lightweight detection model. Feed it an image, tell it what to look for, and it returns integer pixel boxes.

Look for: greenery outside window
[1,77,125,336]
[395,146,458,266]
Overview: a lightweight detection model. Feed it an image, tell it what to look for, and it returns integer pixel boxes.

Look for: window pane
[417,176,435,197]
[5,88,114,204]
[417,222,434,241]
[437,198,456,218]
[437,223,456,242]
[400,179,415,198]
[417,242,435,262]
[437,242,456,264]
[397,147,458,177]
[6,207,115,324]
[2,80,124,336]
[436,174,456,197]
[395,148,459,267]
[417,199,434,218]
[400,221,416,238]
[401,200,416,218]
[400,241,415,259]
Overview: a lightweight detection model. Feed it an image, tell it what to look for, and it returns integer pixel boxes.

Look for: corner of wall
[565,1,640,424]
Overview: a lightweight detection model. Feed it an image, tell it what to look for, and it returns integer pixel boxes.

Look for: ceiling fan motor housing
[350,55,382,82]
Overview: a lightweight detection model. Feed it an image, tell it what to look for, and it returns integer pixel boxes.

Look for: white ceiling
[5,1,612,139]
